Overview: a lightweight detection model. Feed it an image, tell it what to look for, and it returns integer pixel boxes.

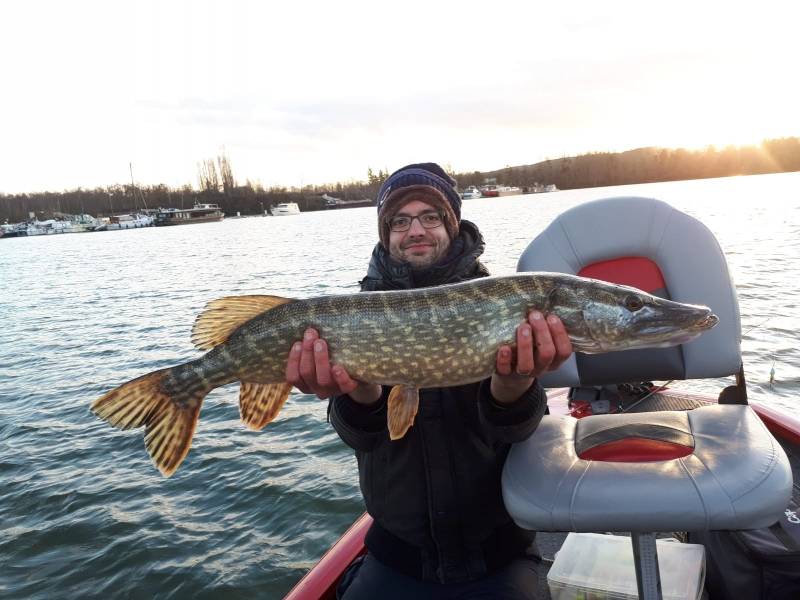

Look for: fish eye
[624,294,644,312]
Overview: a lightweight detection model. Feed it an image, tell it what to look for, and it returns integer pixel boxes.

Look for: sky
[1,0,798,194]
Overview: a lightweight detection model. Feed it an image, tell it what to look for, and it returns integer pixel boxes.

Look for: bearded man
[286,163,572,599]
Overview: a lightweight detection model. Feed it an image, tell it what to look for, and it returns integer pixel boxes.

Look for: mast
[130,162,148,210]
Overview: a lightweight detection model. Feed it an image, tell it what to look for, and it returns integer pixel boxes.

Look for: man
[285,163,573,599]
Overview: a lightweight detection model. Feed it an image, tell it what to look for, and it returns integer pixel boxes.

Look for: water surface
[1,172,798,598]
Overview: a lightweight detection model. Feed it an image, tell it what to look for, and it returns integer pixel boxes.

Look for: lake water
[1,172,798,599]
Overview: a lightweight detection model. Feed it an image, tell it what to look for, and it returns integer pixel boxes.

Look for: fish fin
[91,368,207,477]
[544,286,575,314]
[387,385,420,440]
[239,381,294,430]
[191,295,295,350]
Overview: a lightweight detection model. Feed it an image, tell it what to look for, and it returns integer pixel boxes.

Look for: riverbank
[2,138,797,224]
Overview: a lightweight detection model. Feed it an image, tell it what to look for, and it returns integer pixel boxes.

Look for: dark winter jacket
[329,220,548,583]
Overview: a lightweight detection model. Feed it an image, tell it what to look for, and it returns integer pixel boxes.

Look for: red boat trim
[751,402,800,448]
[284,512,372,600]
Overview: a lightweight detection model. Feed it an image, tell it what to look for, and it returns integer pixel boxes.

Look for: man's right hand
[285,328,383,405]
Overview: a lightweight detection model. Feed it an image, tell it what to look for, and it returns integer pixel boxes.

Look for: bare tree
[217,152,235,195]
[198,159,220,192]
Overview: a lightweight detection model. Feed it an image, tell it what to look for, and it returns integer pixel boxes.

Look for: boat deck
[285,386,800,599]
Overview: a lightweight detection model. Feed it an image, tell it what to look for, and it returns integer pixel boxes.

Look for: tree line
[1,138,798,224]
[454,137,800,191]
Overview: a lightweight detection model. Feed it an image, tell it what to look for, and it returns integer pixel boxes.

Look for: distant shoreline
[1,137,798,223]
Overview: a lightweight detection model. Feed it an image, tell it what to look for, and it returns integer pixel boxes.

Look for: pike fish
[91,272,718,476]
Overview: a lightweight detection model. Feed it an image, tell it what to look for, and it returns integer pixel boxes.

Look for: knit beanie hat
[376,163,462,248]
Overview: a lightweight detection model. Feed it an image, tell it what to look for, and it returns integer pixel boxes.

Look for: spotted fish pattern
[91,272,717,476]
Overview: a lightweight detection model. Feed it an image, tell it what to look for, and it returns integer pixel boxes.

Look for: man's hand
[285,328,382,404]
[491,311,573,404]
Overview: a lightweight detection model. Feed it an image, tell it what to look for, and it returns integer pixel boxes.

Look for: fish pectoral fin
[91,367,206,478]
[387,385,420,441]
[191,295,295,350]
[544,285,574,314]
[239,382,294,430]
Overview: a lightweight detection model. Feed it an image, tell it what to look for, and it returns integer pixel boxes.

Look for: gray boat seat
[503,404,792,532]
[508,197,792,598]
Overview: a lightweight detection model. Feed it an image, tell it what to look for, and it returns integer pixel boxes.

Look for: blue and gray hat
[376,162,461,247]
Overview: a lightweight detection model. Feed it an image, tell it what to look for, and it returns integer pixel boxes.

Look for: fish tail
[91,366,209,477]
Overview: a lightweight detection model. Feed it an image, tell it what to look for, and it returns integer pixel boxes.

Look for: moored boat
[0,222,29,238]
[460,186,482,200]
[106,213,154,230]
[479,184,499,197]
[8,214,106,235]
[272,202,301,216]
[523,183,559,194]
[323,195,374,209]
[25,219,74,235]
[496,185,522,196]
[155,203,224,226]
[67,213,104,232]
[284,196,799,600]
[478,184,521,197]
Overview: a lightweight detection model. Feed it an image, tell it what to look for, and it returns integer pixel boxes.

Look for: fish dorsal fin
[191,295,294,350]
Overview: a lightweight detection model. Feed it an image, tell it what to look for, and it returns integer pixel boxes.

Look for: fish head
[543,275,719,353]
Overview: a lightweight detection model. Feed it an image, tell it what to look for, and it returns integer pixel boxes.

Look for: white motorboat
[460,186,482,200]
[497,185,522,196]
[68,214,104,232]
[25,220,74,235]
[0,222,27,238]
[106,213,154,230]
[272,202,301,216]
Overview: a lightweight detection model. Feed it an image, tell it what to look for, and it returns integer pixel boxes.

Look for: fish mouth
[639,311,718,347]
[647,303,718,333]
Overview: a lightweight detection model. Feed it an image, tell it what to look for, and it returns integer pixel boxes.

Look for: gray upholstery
[502,405,792,532]
[517,196,741,387]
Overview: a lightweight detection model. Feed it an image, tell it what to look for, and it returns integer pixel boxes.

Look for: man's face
[387,199,452,268]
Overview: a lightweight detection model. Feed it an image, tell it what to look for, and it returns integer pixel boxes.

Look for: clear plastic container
[547,533,705,600]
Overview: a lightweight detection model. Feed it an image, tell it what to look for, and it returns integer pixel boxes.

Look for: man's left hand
[491,311,573,404]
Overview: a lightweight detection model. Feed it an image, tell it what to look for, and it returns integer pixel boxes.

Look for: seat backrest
[517,196,741,387]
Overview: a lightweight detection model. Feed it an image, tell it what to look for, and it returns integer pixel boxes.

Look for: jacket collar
[360,220,490,291]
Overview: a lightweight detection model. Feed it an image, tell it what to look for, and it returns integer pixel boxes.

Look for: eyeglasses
[388,212,443,232]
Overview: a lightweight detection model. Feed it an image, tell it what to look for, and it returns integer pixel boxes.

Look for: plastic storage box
[547,533,705,600]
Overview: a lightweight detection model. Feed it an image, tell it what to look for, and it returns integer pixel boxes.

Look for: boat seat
[507,196,792,599]
[503,404,792,533]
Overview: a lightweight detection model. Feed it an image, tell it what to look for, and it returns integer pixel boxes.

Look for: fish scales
[213,276,541,388]
[91,272,718,476]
